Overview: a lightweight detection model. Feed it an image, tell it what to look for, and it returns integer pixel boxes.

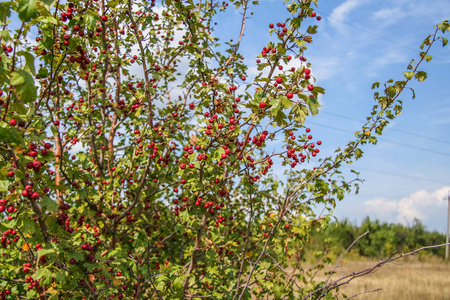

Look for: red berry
[32,161,41,168]
[286,92,293,99]
[307,84,314,91]
[9,120,17,127]
[259,102,265,108]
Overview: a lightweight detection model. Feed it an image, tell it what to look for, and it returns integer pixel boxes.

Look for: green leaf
[69,252,84,261]
[437,20,450,33]
[172,276,184,291]
[17,51,35,74]
[424,54,432,62]
[107,0,119,7]
[11,70,36,102]
[33,267,53,285]
[18,0,38,22]
[42,0,57,9]
[306,25,318,34]
[0,126,23,144]
[22,218,37,234]
[85,13,100,30]
[41,197,58,212]
[269,98,282,115]
[306,96,321,116]
[403,71,414,80]
[37,248,57,258]
[279,95,292,109]
[46,289,60,300]
[11,71,25,86]
[415,71,427,82]
[26,102,35,120]
[0,61,7,85]
[0,2,13,24]
[0,180,8,191]
[371,82,380,90]
[291,104,308,125]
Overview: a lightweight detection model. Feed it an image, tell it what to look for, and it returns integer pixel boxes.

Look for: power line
[306,120,450,158]
[347,166,450,185]
[320,111,450,145]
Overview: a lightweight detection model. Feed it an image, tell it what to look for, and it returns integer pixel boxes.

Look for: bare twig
[266,252,304,294]
[302,242,450,300]
[320,231,370,298]
[347,287,382,300]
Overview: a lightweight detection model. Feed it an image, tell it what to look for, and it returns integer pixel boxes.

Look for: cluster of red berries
[0,288,11,299]
[287,128,322,168]
[310,12,322,21]
[252,130,268,147]
[60,3,75,22]
[0,228,20,248]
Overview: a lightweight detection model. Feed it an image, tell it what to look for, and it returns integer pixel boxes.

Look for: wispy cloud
[328,0,368,34]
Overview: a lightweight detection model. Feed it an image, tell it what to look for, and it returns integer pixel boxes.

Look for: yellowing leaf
[14,146,26,154]
[114,277,121,286]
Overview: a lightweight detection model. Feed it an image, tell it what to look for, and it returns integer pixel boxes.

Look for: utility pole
[447,191,449,261]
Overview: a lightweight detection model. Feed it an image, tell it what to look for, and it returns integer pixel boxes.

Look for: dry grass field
[306,256,450,299]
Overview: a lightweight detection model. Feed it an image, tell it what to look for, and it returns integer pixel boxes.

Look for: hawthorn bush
[0,0,448,299]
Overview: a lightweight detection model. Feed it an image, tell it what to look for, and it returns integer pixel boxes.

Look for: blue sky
[218,0,450,233]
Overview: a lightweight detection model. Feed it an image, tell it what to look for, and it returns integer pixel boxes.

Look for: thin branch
[266,252,303,294]
[320,231,370,298]
[347,287,382,300]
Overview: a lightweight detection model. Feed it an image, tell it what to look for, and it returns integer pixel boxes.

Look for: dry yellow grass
[307,256,450,300]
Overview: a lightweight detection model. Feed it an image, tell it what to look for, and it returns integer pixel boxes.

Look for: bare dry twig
[302,238,450,300]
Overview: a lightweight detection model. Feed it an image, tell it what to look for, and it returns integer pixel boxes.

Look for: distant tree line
[304,217,446,260]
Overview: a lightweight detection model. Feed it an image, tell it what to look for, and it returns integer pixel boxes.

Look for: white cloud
[328,0,368,34]
[364,197,398,219]
[309,56,340,81]
[397,187,449,223]
[362,187,450,227]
